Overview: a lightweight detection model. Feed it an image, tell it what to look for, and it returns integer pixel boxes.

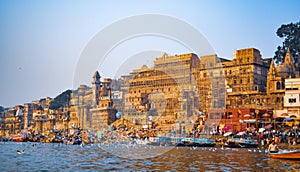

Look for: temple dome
[276,64,290,78]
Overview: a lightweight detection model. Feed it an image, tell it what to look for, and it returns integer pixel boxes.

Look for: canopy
[280,113,289,117]
[262,113,270,117]
[244,114,251,118]
[236,131,245,136]
[223,132,232,137]
[242,119,256,123]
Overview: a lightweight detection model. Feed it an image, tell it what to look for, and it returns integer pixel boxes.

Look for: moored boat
[224,138,258,148]
[180,138,216,147]
[12,134,28,142]
[268,150,300,159]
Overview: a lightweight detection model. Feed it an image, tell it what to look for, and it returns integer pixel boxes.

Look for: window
[276,97,280,103]
[288,98,296,103]
[276,82,281,90]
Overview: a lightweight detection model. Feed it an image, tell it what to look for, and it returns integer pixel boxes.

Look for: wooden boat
[224,138,258,148]
[12,134,28,142]
[179,138,216,147]
[269,150,300,159]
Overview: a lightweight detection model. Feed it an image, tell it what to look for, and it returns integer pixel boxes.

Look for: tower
[92,71,101,107]
[266,59,278,94]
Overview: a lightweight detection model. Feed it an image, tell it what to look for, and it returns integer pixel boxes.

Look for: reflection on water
[0,142,299,171]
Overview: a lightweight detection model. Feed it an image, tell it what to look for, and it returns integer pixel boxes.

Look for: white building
[279,78,300,118]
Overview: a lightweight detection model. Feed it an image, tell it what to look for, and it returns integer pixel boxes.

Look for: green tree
[49,90,72,110]
[274,22,300,65]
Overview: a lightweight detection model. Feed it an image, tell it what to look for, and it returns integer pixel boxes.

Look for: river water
[0,142,299,171]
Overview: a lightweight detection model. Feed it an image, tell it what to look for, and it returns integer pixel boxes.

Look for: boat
[12,134,28,142]
[179,138,216,147]
[66,137,82,145]
[224,138,258,148]
[147,137,171,146]
[268,150,300,159]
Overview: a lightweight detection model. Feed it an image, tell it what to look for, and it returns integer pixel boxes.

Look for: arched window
[276,82,281,90]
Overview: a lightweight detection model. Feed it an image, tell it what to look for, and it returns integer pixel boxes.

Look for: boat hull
[12,135,28,142]
[269,150,300,159]
[224,142,258,148]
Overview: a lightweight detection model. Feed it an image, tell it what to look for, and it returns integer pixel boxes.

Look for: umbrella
[264,124,272,129]
[262,113,270,117]
[258,128,265,132]
[222,126,231,131]
[280,113,289,117]
[244,114,251,118]
[236,131,245,136]
[223,132,232,137]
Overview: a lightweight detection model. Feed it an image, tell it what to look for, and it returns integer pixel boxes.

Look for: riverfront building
[1,47,299,137]
[116,48,300,134]
[70,71,117,132]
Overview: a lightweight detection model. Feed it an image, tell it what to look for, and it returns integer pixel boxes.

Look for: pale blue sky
[0,0,299,107]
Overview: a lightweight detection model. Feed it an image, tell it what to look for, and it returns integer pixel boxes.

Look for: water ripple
[0,142,299,171]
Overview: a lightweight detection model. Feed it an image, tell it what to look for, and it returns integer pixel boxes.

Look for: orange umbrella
[280,113,289,117]
[262,113,270,117]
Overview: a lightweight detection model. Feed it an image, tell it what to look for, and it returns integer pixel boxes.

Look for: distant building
[70,71,117,132]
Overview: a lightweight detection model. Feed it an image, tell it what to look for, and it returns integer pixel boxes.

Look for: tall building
[70,71,117,131]
[122,53,200,134]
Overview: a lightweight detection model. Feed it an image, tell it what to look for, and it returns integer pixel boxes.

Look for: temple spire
[268,59,276,76]
[284,48,292,65]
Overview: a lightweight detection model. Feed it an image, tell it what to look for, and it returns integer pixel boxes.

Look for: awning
[241,119,256,123]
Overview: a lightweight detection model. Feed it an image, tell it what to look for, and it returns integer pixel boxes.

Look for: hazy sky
[0,0,299,107]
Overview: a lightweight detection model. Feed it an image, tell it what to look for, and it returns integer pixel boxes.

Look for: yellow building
[70,71,118,132]
[117,48,300,134]
[0,107,23,136]
[122,53,200,133]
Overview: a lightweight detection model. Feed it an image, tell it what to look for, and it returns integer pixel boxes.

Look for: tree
[49,90,72,110]
[274,22,300,65]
